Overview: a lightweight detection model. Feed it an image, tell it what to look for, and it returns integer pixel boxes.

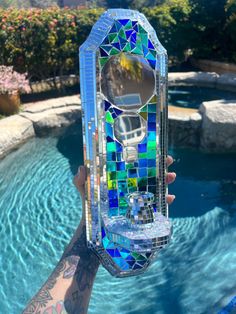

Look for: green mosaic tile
[119,207,128,216]
[99,57,109,67]
[107,161,116,172]
[107,142,116,152]
[118,28,126,40]
[119,197,128,207]
[139,105,148,112]
[106,111,114,124]
[128,178,137,188]
[146,51,156,61]
[138,178,147,187]
[124,20,132,30]
[108,33,117,42]
[125,163,134,170]
[110,47,120,55]
[123,42,132,52]
[147,141,156,150]
[138,152,147,159]
[150,49,157,58]
[147,151,156,159]
[132,46,143,55]
[140,33,148,46]
[117,171,127,180]
[148,168,156,177]
[108,171,117,180]
[108,180,117,189]
[138,25,147,34]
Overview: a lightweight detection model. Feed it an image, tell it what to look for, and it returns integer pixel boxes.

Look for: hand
[74,155,176,205]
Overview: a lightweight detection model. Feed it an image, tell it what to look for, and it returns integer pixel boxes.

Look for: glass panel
[101,53,155,110]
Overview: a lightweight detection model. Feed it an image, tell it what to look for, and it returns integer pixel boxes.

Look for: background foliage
[0,0,235,82]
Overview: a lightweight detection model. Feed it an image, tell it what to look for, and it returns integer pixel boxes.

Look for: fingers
[166,172,176,184]
[73,166,86,197]
[167,155,174,167]
[166,155,176,205]
[166,194,175,205]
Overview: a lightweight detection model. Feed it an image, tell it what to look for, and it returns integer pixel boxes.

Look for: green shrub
[142,0,192,62]
[0,7,104,81]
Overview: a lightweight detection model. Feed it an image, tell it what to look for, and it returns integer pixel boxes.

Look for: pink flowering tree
[0,65,31,95]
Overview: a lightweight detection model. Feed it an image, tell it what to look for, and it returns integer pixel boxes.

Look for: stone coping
[1,80,236,158]
[0,95,81,159]
[169,72,236,91]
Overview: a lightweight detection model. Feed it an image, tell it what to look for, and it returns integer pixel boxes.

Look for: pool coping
[1,71,236,158]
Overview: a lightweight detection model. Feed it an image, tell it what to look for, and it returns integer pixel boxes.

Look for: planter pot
[0,92,21,116]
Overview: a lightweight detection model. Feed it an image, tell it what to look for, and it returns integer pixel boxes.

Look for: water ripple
[0,135,236,314]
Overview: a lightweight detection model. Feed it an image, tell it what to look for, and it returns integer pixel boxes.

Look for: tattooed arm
[23,166,100,314]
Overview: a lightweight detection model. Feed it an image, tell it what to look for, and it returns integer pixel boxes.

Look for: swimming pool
[0,123,236,314]
[169,85,236,109]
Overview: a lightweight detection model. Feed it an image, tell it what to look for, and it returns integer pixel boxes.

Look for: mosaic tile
[80,8,170,277]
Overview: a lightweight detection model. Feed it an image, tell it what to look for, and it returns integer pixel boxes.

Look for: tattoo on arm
[23,225,99,314]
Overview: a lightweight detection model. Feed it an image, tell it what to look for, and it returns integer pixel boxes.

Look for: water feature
[0,122,236,314]
[169,85,236,109]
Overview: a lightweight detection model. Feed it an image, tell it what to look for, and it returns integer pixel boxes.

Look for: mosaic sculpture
[80,9,171,277]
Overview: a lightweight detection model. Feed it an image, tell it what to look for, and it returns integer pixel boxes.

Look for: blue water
[0,123,236,314]
[169,85,236,109]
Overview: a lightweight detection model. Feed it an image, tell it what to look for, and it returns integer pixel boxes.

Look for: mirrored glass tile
[109,198,118,208]
[148,39,155,49]
[147,141,156,150]
[108,180,117,189]
[148,176,156,185]
[116,161,125,171]
[139,159,147,167]
[128,168,137,178]
[138,177,147,186]
[108,171,117,180]
[118,19,130,26]
[107,161,116,171]
[107,142,116,152]
[138,143,147,153]
[123,42,132,52]
[104,100,112,111]
[147,151,156,158]
[128,178,137,188]
[148,168,156,177]
[107,152,116,161]
[117,171,127,180]
[138,168,147,177]
[148,159,156,167]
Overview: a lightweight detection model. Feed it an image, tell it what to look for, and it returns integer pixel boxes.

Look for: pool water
[0,123,236,314]
[169,85,236,109]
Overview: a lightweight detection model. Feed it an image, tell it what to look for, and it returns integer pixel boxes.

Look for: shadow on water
[56,120,84,175]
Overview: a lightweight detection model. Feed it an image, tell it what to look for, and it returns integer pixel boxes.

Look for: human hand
[73,155,176,205]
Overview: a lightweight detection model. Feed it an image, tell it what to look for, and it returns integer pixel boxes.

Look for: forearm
[23,222,100,314]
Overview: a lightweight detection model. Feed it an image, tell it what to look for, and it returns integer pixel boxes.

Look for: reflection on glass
[101,53,155,110]
[114,113,146,147]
